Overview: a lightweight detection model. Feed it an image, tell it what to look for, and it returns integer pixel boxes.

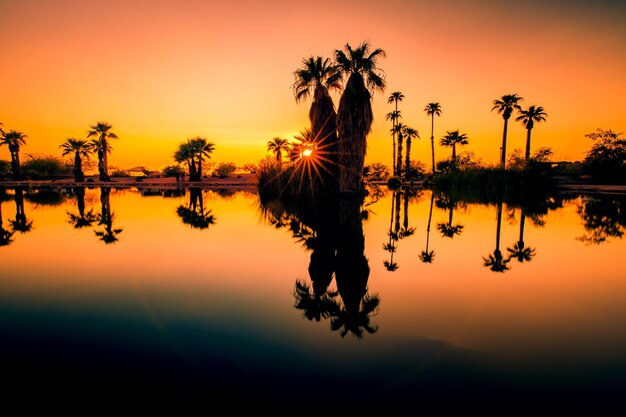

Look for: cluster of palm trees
[173,137,215,181]
[385,92,420,178]
[289,41,386,194]
[1,121,118,182]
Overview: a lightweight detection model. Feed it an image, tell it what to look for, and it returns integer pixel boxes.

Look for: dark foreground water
[1,186,625,410]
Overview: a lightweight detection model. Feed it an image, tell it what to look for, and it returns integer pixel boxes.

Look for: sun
[302,148,313,157]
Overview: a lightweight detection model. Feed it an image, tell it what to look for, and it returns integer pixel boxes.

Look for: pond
[1,186,625,409]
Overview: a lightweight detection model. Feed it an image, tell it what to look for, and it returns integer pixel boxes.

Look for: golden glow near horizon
[1,0,625,170]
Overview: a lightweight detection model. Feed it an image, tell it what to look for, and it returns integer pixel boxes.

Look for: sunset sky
[1,0,624,170]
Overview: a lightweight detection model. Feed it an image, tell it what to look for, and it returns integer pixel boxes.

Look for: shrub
[0,160,10,180]
[22,154,71,179]
[364,163,390,182]
[213,162,237,178]
[241,163,258,174]
[583,129,626,183]
[162,165,185,177]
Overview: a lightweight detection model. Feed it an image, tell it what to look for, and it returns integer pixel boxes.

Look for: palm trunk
[524,128,532,161]
[403,191,409,231]
[76,187,86,218]
[311,88,339,190]
[394,191,401,235]
[101,135,110,180]
[452,144,457,167]
[500,117,509,168]
[74,153,84,182]
[97,148,107,181]
[495,201,503,253]
[425,193,434,251]
[519,211,526,248]
[392,131,396,175]
[396,133,404,178]
[405,136,412,178]
[430,115,436,175]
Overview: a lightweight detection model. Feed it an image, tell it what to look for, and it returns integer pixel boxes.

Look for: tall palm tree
[403,126,419,178]
[440,130,468,167]
[385,110,402,173]
[388,92,404,174]
[292,56,341,181]
[335,41,386,194]
[507,208,536,263]
[394,123,405,178]
[0,130,27,180]
[174,139,197,180]
[424,102,442,175]
[87,122,118,181]
[188,137,215,181]
[60,138,93,182]
[516,105,547,160]
[419,192,436,263]
[483,201,510,272]
[267,137,290,163]
[492,94,523,168]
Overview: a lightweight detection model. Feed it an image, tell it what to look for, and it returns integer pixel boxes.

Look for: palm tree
[483,201,510,272]
[267,137,290,163]
[87,122,118,181]
[95,187,123,244]
[385,110,402,173]
[440,130,468,167]
[516,105,548,160]
[424,103,442,175]
[188,137,215,181]
[403,126,419,178]
[174,139,197,180]
[394,123,405,178]
[0,130,27,180]
[492,94,523,168]
[388,92,404,174]
[507,208,536,263]
[335,41,386,194]
[60,138,93,182]
[419,193,436,263]
[292,56,341,181]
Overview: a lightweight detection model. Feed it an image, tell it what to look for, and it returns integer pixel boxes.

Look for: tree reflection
[383,190,399,271]
[507,208,535,263]
[483,201,510,273]
[436,194,463,238]
[177,188,216,230]
[577,196,626,245]
[419,192,436,263]
[11,187,33,234]
[95,187,123,244]
[0,192,14,246]
[67,187,97,229]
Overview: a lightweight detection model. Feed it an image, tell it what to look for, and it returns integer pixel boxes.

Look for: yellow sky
[1,0,625,169]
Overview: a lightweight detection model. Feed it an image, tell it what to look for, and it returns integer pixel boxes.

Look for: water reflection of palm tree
[11,188,33,234]
[436,194,463,238]
[67,187,97,229]
[419,193,436,263]
[333,197,379,338]
[383,191,399,271]
[95,188,123,244]
[0,196,14,246]
[507,209,536,263]
[483,201,510,272]
[177,188,216,230]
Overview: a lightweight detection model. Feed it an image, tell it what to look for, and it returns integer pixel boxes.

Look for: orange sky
[1,0,625,169]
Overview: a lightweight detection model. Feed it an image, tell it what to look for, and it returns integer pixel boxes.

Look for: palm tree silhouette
[189,137,215,181]
[10,188,33,234]
[266,137,290,163]
[385,109,402,174]
[1,130,27,180]
[424,102,442,175]
[383,190,399,271]
[87,122,118,181]
[95,188,123,244]
[394,123,405,178]
[66,187,97,229]
[60,138,93,182]
[507,209,536,263]
[335,41,386,194]
[419,193,436,263]
[292,56,341,182]
[0,196,15,247]
[492,94,523,168]
[177,188,216,229]
[174,139,197,180]
[403,126,419,178]
[516,105,548,160]
[440,130,468,168]
[483,201,510,272]
[388,91,404,175]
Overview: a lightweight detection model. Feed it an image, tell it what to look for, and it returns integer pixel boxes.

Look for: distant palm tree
[492,94,523,168]
[394,123,405,178]
[60,138,93,182]
[267,137,290,163]
[292,56,341,180]
[419,193,436,263]
[385,110,402,173]
[403,126,419,178]
[95,188,123,244]
[483,201,510,272]
[87,122,118,181]
[0,130,27,180]
[424,102,442,175]
[189,137,215,181]
[388,92,404,174]
[507,209,536,263]
[440,130,468,167]
[66,187,97,229]
[516,105,548,160]
[335,41,386,194]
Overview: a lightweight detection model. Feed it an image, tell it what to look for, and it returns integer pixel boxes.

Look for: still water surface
[1,186,625,407]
